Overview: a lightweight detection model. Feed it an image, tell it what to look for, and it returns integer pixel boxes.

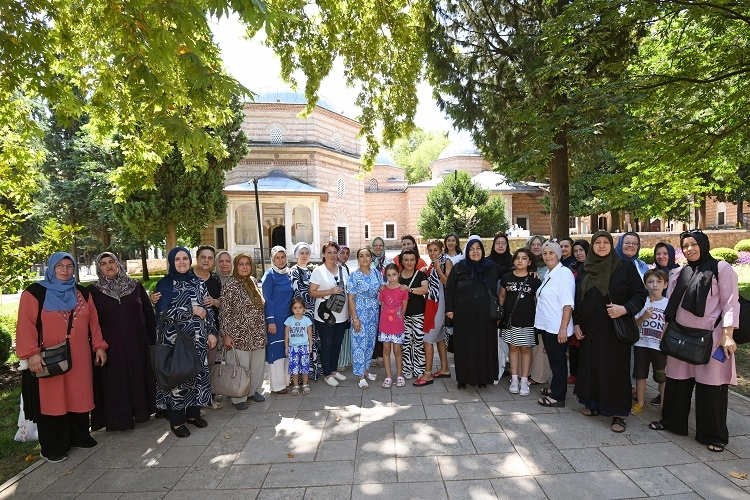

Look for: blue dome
[437,136,482,160]
[251,87,337,113]
[374,150,400,168]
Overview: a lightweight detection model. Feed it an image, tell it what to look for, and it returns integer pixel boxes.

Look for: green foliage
[639,248,654,265]
[0,325,10,365]
[392,129,449,184]
[417,171,509,239]
[734,240,750,252]
[710,248,739,264]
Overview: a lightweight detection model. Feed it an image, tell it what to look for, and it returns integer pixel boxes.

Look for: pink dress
[666,261,738,386]
[378,287,408,335]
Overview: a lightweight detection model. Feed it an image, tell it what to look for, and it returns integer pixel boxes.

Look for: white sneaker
[325,376,339,387]
[403,373,413,380]
[332,372,347,381]
[519,379,530,396]
[509,378,519,394]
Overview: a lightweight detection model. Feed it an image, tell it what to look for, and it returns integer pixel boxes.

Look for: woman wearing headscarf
[215,250,233,287]
[615,231,650,279]
[653,242,681,296]
[89,252,156,431]
[570,239,590,275]
[154,247,217,438]
[649,231,739,453]
[291,242,322,381]
[17,252,108,462]
[560,238,577,269]
[525,234,547,279]
[567,239,590,385]
[370,236,392,366]
[573,231,647,433]
[219,253,267,409]
[445,236,503,389]
[527,234,552,385]
[488,232,513,273]
[262,245,294,394]
[193,245,223,410]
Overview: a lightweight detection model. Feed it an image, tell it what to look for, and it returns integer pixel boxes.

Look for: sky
[209,14,454,134]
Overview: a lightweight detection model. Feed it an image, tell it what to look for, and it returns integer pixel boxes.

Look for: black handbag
[487,290,503,323]
[325,267,346,313]
[32,310,74,378]
[605,294,639,344]
[660,321,714,365]
[150,313,203,389]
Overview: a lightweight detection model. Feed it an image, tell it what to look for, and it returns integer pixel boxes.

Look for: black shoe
[457,383,467,390]
[40,452,68,463]
[70,438,97,449]
[154,410,168,419]
[650,395,661,406]
[478,384,487,388]
[171,425,190,438]
[186,417,208,428]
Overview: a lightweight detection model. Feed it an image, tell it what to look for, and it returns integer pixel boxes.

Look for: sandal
[648,421,666,431]
[291,385,300,396]
[538,396,565,408]
[302,384,310,395]
[396,376,406,387]
[611,417,627,433]
[541,388,553,397]
[432,370,451,378]
[582,408,600,417]
[367,373,378,381]
[207,401,223,410]
[707,443,725,453]
[358,379,369,390]
[413,377,434,387]
[382,377,392,388]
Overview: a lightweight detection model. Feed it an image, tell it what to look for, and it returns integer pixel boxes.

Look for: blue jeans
[315,320,347,376]
[540,329,569,401]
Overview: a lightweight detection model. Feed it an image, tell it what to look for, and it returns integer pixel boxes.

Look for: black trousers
[541,330,569,402]
[169,406,201,427]
[569,344,579,377]
[37,412,96,457]
[660,377,729,446]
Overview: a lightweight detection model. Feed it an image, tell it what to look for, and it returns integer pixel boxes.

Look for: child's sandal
[291,385,300,396]
[382,377,392,388]
[396,376,406,387]
[302,384,310,395]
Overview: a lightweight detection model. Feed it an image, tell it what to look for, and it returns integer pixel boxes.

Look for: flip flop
[648,421,666,431]
[582,409,600,417]
[432,371,451,378]
[707,443,725,452]
[541,388,553,396]
[538,396,565,408]
[413,377,434,387]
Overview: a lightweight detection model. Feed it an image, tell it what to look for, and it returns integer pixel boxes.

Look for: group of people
[16,228,740,463]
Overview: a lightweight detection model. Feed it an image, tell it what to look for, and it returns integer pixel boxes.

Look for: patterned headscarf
[93,252,138,299]
[270,246,289,274]
[215,250,233,286]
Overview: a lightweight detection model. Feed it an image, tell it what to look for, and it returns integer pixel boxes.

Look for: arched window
[332,135,343,151]
[270,128,282,145]
[337,178,345,197]
[369,179,378,192]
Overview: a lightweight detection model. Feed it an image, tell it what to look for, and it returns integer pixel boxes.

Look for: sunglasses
[680,228,704,239]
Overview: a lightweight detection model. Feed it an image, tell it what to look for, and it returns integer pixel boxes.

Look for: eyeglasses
[622,242,638,247]
[54,264,74,270]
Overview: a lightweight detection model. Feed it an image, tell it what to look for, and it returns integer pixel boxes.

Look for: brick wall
[430,156,491,179]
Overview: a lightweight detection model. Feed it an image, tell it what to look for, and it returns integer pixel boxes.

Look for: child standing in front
[378,264,409,388]
[631,269,669,414]
[499,248,542,396]
[285,297,313,396]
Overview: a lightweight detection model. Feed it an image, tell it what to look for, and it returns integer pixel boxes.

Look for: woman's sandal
[541,388,553,397]
[207,401,223,410]
[358,379,369,390]
[707,443,725,453]
[291,385,300,396]
[538,396,565,408]
[611,417,627,433]
[582,408,600,417]
[302,384,310,395]
[382,377,392,388]
[648,421,666,431]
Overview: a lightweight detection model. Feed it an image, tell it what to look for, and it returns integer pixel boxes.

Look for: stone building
[201,90,550,260]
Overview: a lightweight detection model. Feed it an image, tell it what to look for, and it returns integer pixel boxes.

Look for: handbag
[210,347,252,399]
[150,313,203,389]
[32,309,74,378]
[606,294,639,344]
[660,320,714,365]
[325,267,346,313]
[488,289,504,322]
[502,276,529,329]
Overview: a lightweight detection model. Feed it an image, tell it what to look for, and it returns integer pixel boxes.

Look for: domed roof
[251,87,337,113]
[374,150,400,168]
[437,136,482,160]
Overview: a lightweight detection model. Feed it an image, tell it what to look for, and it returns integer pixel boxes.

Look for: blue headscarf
[39,252,78,311]
[155,247,197,317]
[614,232,649,277]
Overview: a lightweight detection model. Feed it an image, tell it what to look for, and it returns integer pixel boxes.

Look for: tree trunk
[737,188,744,228]
[549,130,570,239]
[140,243,150,282]
[610,211,620,232]
[698,198,707,230]
[166,224,177,251]
[590,214,598,233]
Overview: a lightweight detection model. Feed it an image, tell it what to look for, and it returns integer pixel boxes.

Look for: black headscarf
[154,247,201,318]
[464,237,495,289]
[580,231,622,299]
[570,239,589,273]
[488,233,513,269]
[654,243,680,273]
[664,231,718,320]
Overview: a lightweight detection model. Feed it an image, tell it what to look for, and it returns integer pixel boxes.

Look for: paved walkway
[2,360,750,499]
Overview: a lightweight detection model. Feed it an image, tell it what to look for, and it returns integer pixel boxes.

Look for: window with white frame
[717,202,726,226]
[384,222,396,240]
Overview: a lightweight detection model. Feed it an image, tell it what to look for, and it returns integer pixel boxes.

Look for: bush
[710,247,739,264]
[0,324,11,365]
[735,239,750,252]
[639,248,654,265]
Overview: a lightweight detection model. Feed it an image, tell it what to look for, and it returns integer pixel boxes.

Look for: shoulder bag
[502,276,529,329]
[32,310,74,378]
[660,317,720,365]
[150,312,203,389]
[325,266,346,313]
[606,294,640,345]
[210,347,252,398]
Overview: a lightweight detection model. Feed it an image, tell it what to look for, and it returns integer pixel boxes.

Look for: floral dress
[347,269,383,377]
[291,264,323,380]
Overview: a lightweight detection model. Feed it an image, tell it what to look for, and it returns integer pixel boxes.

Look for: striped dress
[499,271,542,347]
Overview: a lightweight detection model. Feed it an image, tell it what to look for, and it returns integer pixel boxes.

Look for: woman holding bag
[649,230,739,453]
[219,253,267,410]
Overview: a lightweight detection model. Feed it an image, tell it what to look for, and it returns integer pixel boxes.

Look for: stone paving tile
[478,386,518,403]
[489,477,548,499]
[394,419,475,456]
[0,492,78,500]
[359,402,426,421]
[704,458,750,488]
[85,467,187,493]
[320,413,361,442]
[74,493,123,500]
[599,442,698,469]
[490,400,567,416]
[536,470,645,500]
[298,396,363,410]
[424,403,459,419]
[268,397,304,412]
[729,395,750,416]
[303,485,353,500]
[663,431,741,463]
[353,480,448,499]
[437,453,531,480]
[531,412,632,449]
[263,461,354,488]
[396,456,442,483]
[419,392,483,406]
[165,490,261,500]
[622,466,693,497]
[235,423,323,464]
[10,454,95,493]
[217,464,271,489]
[171,454,235,491]
[457,402,504,433]
[559,448,618,472]
[511,442,575,475]
[727,435,750,458]
[470,432,515,454]
[444,479,497,499]
[147,444,205,467]
[120,493,167,500]
[666,462,750,499]
[354,455,397,484]
[40,467,106,493]
[728,408,750,436]
[315,438,357,461]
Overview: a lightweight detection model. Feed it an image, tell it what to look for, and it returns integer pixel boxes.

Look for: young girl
[378,263,409,388]
[499,248,542,397]
[285,297,314,395]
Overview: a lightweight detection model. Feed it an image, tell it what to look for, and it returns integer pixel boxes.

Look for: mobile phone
[712,346,727,363]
